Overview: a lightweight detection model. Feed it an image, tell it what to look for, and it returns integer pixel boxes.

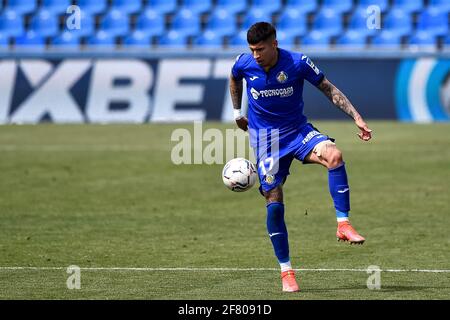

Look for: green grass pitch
[0,121,449,300]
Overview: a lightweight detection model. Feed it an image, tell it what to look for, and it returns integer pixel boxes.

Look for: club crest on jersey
[276,71,288,83]
[265,174,275,185]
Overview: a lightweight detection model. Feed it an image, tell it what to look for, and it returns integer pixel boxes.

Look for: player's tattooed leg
[264,185,283,204]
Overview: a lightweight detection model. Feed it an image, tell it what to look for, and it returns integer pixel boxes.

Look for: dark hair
[247,22,277,45]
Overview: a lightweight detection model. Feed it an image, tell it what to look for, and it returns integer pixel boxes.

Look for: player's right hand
[355,118,372,141]
[236,116,248,131]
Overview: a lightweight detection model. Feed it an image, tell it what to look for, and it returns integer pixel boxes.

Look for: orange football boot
[336,221,365,244]
[281,270,300,292]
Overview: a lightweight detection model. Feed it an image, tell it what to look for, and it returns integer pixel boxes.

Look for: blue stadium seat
[444,35,450,49]
[76,0,107,15]
[251,0,282,15]
[0,33,9,47]
[216,0,247,14]
[429,0,450,11]
[312,9,343,37]
[146,0,177,14]
[158,30,188,47]
[0,10,24,37]
[276,8,307,38]
[417,8,448,37]
[336,31,367,49]
[135,9,165,37]
[228,30,248,47]
[409,31,437,47]
[15,31,46,49]
[322,0,353,14]
[6,0,37,15]
[51,31,81,48]
[123,31,151,47]
[41,0,72,15]
[194,30,223,48]
[391,0,423,14]
[180,0,212,15]
[205,9,236,37]
[111,0,142,15]
[383,9,412,37]
[171,9,201,37]
[100,9,130,37]
[301,30,330,48]
[30,10,59,38]
[276,30,297,48]
[86,31,116,48]
[371,31,402,49]
[356,0,389,13]
[63,11,94,37]
[241,8,272,30]
[347,8,378,36]
[285,0,318,15]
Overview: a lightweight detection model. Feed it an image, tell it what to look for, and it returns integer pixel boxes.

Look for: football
[222,158,257,192]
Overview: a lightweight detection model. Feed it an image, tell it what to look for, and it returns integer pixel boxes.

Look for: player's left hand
[236,116,248,131]
[355,118,372,141]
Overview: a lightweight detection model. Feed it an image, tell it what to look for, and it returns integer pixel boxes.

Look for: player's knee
[327,149,343,169]
[264,186,283,203]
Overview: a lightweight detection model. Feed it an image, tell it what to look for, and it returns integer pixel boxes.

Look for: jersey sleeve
[231,54,245,81]
[298,55,324,87]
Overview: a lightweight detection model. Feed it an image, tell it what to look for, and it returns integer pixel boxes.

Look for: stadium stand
[86,30,116,48]
[347,8,378,37]
[336,30,367,49]
[216,0,247,14]
[0,9,24,37]
[0,0,448,50]
[312,9,343,37]
[111,0,142,15]
[391,0,424,13]
[205,8,236,37]
[322,0,353,14]
[276,8,307,39]
[194,30,223,47]
[41,0,72,15]
[75,0,107,15]
[301,30,330,48]
[123,30,151,47]
[51,30,80,48]
[135,8,165,38]
[251,0,282,16]
[29,9,59,38]
[383,9,413,37]
[371,30,403,49]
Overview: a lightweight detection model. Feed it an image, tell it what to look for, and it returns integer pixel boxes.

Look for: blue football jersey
[231,48,324,150]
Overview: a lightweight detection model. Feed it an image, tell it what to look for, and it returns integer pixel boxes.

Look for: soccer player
[229,22,372,292]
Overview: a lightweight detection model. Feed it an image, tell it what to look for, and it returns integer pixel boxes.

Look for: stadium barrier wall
[0,51,448,123]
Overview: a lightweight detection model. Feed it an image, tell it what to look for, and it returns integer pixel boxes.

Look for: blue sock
[328,162,350,219]
[266,202,290,263]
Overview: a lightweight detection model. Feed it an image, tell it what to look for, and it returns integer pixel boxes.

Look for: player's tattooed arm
[318,77,373,141]
[318,77,361,121]
[229,74,243,110]
[230,74,248,131]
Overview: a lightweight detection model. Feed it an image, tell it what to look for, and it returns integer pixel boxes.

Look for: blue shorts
[254,123,334,194]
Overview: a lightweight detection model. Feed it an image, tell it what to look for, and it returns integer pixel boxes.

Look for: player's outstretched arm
[318,77,372,141]
[229,74,248,131]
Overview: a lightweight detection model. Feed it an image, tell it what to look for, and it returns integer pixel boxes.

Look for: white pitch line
[0,267,449,273]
